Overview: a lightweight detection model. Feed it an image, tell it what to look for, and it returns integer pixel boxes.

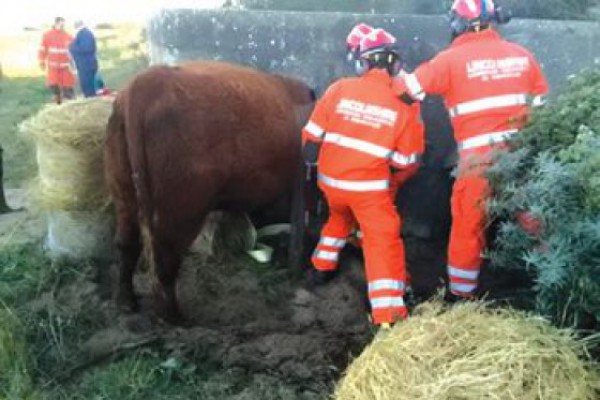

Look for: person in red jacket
[394,0,549,299]
[38,17,75,104]
[303,29,424,326]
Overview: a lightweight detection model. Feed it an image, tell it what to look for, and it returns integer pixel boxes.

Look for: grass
[0,23,327,400]
[0,76,47,186]
[0,307,38,400]
[0,243,321,399]
[0,24,147,188]
[0,243,55,306]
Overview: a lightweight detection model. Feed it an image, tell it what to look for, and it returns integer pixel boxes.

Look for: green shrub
[488,70,600,328]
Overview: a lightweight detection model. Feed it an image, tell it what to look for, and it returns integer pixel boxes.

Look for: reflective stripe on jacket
[302,69,424,191]
[393,29,548,148]
[39,29,73,68]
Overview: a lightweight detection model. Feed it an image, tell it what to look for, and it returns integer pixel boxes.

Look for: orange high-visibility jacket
[303,69,424,192]
[395,29,548,151]
[38,29,75,87]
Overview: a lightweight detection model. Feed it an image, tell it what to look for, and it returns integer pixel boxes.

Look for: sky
[1,0,227,34]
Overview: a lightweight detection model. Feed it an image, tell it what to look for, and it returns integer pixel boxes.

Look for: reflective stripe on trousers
[457,129,519,151]
[448,266,479,280]
[319,236,346,248]
[447,174,490,297]
[371,296,405,309]
[368,279,405,293]
[313,250,339,262]
[312,235,347,271]
[318,173,389,192]
[450,281,477,295]
[448,265,479,295]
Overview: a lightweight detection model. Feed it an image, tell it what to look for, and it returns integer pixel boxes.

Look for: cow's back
[123,61,311,248]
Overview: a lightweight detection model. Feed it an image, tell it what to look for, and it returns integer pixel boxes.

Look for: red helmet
[346,23,374,52]
[451,0,495,20]
[355,29,402,77]
[358,28,397,58]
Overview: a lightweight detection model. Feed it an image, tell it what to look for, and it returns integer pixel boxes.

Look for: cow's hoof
[156,304,185,326]
[152,294,185,325]
[116,292,139,313]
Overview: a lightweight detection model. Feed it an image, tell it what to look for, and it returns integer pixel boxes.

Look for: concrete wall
[146,10,600,240]
[148,9,600,93]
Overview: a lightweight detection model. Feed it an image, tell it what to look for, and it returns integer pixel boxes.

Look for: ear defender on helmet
[494,6,512,25]
[449,11,469,37]
[354,58,370,76]
[386,52,403,77]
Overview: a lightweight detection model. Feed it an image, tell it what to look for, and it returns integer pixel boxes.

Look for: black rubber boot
[444,290,474,305]
[307,269,338,286]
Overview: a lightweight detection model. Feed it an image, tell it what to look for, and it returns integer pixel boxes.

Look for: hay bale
[19,98,114,259]
[20,97,113,211]
[336,302,600,400]
[46,211,113,260]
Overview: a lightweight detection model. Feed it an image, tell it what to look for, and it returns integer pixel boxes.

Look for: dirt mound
[26,249,373,391]
[166,252,370,383]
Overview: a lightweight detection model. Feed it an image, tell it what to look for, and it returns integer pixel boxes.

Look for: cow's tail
[123,82,157,276]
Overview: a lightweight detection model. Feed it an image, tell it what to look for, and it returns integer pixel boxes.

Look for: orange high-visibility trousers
[46,67,75,88]
[447,170,490,297]
[346,165,418,249]
[312,188,407,324]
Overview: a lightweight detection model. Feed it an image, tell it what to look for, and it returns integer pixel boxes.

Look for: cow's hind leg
[148,205,209,324]
[151,239,184,324]
[115,204,141,311]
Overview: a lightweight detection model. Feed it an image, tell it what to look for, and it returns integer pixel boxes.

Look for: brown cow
[105,61,315,321]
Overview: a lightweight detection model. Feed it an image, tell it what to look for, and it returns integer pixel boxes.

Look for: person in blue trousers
[69,21,98,97]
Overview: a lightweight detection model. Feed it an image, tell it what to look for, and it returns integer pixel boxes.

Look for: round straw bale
[19,98,113,211]
[336,301,600,400]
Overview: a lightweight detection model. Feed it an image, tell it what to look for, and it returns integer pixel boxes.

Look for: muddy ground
[23,246,374,396]
[2,188,534,398]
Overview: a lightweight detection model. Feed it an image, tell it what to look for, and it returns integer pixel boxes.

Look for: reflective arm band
[404,74,426,101]
[304,121,325,140]
[390,152,421,168]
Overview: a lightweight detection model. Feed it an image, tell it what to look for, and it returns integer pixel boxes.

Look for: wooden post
[288,160,307,270]
[0,145,14,214]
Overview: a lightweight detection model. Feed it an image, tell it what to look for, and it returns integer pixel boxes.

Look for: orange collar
[451,28,502,47]
[361,68,393,86]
